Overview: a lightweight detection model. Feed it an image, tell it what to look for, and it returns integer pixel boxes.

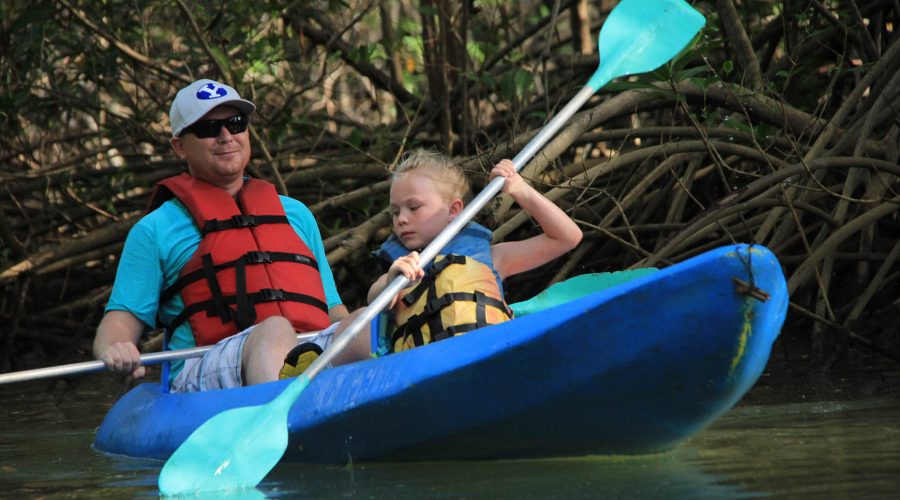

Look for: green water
[1,365,899,498]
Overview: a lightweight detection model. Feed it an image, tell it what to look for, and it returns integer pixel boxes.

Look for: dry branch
[3,0,900,367]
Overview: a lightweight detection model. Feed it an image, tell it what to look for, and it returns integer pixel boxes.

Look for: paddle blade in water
[587,0,706,90]
[158,375,310,495]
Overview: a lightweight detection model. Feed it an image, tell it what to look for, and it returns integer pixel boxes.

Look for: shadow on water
[1,351,899,499]
[263,451,758,498]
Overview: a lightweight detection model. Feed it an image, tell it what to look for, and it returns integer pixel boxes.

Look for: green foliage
[1,0,897,366]
[466,42,486,66]
[722,60,734,75]
[418,4,438,17]
[498,68,534,101]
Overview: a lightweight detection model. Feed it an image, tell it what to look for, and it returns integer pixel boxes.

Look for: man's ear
[170,137,187,159]
[448,198,464,220]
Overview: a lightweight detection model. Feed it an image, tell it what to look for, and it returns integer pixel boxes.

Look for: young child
[368,149,583,352]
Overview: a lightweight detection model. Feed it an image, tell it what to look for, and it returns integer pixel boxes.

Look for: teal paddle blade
[157,375,310,495]
[587,0,706,90]
[509,268,658,317]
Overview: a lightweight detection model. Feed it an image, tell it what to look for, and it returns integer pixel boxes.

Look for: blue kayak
[94,244,788,463]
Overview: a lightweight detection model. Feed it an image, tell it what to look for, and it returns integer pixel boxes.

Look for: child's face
[390,172,458,250]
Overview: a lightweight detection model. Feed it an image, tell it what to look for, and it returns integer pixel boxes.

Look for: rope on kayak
[733,277,770,302]
[733,244,771,302]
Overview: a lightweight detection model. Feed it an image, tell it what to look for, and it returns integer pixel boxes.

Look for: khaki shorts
[170,322,338,393]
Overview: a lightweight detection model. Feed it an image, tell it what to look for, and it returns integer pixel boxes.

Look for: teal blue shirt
[105,196,342,375]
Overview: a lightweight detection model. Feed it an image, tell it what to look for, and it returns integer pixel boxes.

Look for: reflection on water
[1,374,899,498]
[687,399,900,498]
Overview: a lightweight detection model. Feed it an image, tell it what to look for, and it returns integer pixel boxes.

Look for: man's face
[170,105,251,190]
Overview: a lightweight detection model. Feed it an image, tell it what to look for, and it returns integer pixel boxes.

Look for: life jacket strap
[165,288,329,335]
[202,214,289,234]
[400,254,467,307]
[433,323,482,341]
[233,258,254,330]
[392,290,509,348]
[161,251,319,303]
[200,253,232,325]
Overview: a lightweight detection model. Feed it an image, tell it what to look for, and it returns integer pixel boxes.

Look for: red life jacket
[150,173,331,346]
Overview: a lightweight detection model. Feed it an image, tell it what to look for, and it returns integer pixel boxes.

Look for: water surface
[1,363,899,498]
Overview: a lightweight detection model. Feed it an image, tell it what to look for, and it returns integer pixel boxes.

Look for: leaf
[688,75,722,90]
[209,47,232,76]
[348,128,363,148]
[723,60,734,75]
[418,5,437,17]
[673,65,712,82]
[513,68,533,94]
[467,42,485,66]
[9,4,56,31]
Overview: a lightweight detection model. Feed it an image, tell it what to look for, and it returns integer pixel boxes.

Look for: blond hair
[392,149,470,203]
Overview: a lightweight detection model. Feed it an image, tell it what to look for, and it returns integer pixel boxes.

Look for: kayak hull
[94,244,788,463]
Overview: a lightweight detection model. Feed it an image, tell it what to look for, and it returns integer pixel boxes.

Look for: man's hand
[94,310,146,379]
[98,341,146,378]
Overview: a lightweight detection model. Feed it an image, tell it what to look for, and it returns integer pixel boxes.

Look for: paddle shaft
[308,0,709,369]
[157,1,708,493]
[302,0,705,371]
[304,84,599,380]
[0,331,319,385]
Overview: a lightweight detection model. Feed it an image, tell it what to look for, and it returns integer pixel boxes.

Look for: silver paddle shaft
[306,84,598,378]
[0,331,319,385]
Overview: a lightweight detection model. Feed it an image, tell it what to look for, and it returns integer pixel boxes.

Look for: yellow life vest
[392,254,512,352]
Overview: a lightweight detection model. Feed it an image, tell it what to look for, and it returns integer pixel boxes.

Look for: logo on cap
[196,83,228,100]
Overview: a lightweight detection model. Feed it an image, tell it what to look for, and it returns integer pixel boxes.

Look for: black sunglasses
[180,114,249,138]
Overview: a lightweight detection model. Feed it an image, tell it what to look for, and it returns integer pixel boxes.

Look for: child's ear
[448,199,464,220]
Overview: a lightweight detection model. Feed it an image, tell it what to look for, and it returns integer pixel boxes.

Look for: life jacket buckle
[259,288,285,301]
[231,215,257,227]
[422,295,451,315]
[246,251,272,264]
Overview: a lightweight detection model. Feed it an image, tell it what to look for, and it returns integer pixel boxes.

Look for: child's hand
[387,251,425,283]
[489,159,527,197]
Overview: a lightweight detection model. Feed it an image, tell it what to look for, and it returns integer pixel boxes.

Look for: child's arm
[489,159,583,280]
[367,252,425,306]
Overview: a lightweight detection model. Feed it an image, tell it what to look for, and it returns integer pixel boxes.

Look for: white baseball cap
[169,79,256,137]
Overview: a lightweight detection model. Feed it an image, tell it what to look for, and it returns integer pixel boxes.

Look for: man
[93,79,368,392]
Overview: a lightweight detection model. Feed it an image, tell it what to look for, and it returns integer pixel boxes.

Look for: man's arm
[93,310,147,379]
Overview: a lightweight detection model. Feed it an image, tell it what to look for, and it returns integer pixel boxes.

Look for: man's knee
[331,308,372,364]
[247,316,295,346]
[256,315,293,332]
[240,316,296,384]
